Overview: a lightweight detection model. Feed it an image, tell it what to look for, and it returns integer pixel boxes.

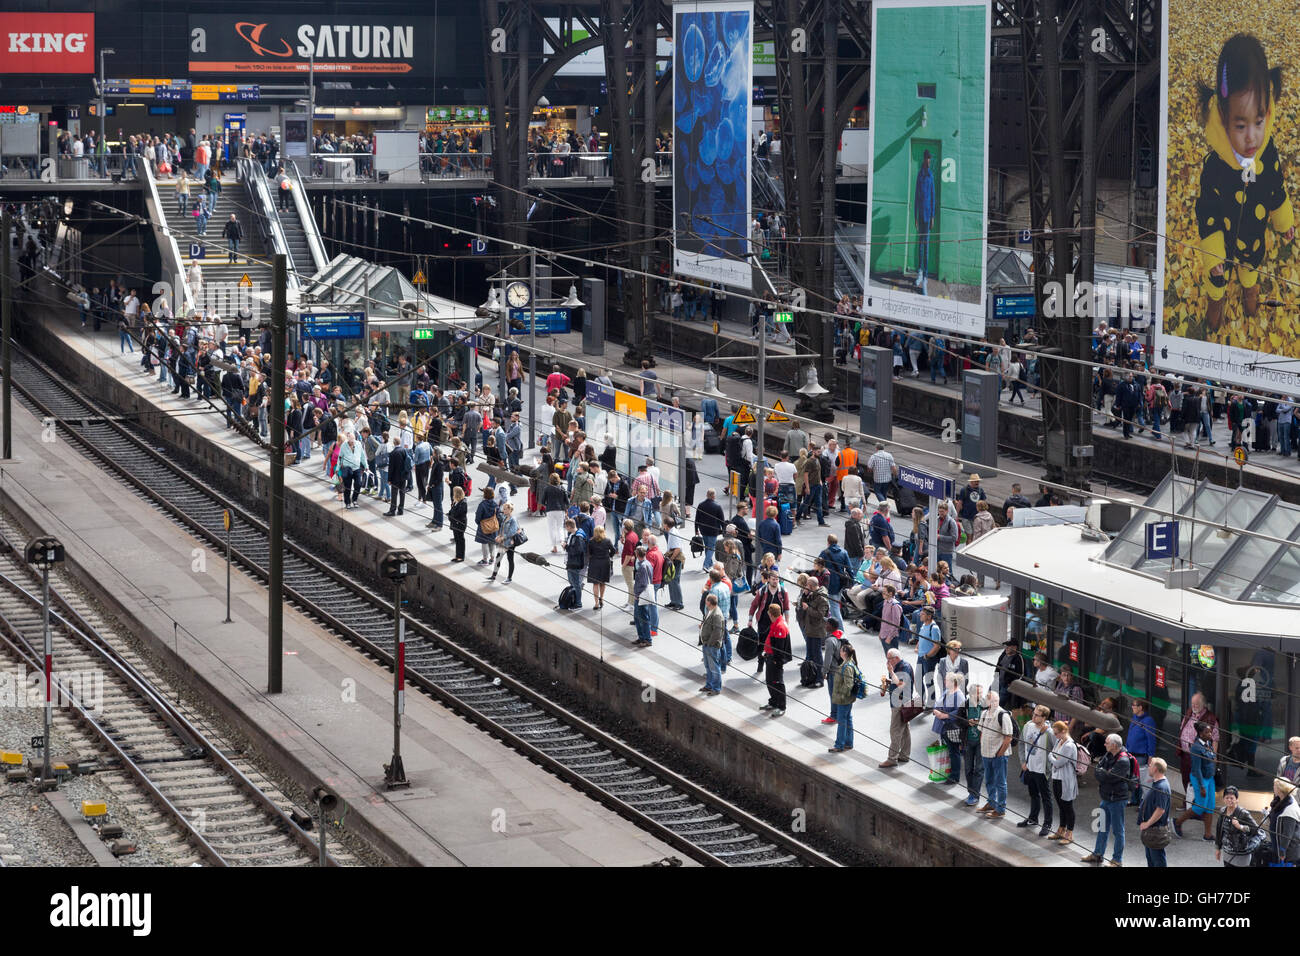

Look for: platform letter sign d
[1144,520,1178,561]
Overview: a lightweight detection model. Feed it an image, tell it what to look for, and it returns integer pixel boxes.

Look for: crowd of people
[311,131,375,177]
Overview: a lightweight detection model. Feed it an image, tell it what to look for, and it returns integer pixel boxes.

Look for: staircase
[833,221,866,300]
[155,170,274,313]
[275,193,314,282]
[247,160,325,284]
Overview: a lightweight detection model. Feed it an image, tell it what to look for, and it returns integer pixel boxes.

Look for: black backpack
[725,432,743,470]
[736,626,760,661]
[558,586,578,610]
[800,659,822,687]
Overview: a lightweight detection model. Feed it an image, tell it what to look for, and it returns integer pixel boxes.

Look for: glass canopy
[1103,472,1300,605]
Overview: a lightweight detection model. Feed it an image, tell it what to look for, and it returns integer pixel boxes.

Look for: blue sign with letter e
[1144,520,1179,560]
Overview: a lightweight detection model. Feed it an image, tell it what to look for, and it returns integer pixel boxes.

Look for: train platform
[25,306,1233,867]
[0,372,695,867]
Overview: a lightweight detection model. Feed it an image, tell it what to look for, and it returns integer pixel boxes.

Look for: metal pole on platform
[528,247,537,449]
[380,548,413,790]
[2,206,10,461]
[41,563,51,781]
[389,577,407,788]
[223,509,232,623]
[756,324,766,488]
[269,254,286,693]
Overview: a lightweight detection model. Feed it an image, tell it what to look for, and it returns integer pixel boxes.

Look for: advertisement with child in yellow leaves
[1156,0,1300,396]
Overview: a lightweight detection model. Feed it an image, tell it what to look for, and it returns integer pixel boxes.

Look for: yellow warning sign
[412,270,427,286]
[238,273,253,288]
[733,404,756,426]
[766,399,791,423]
[1234,446,1247,465]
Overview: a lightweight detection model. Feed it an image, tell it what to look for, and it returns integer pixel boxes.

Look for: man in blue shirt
[1126,699,1158,806]
[868,502,895,552]
[818,535,852,625]
[1138,757,1172,867]
[915,606,943,706]
[913,150,935,295]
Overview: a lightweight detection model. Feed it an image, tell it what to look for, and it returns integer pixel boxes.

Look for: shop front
[965,472,1300,795]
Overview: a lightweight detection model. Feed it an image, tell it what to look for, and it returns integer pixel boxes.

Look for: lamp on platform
[561,283,583,308]
[796,365,829,398]
[701,369,728,400]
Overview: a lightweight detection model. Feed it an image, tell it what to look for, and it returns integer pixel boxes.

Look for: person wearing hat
[936,639,969,696]
[994,638,1027,714]
[1215,786,1264,866]
[955,474,988,539]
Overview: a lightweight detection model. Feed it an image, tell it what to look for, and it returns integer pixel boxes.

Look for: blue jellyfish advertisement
[672,1,754,289]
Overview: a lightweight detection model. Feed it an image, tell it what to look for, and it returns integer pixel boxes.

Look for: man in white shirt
[866,442,897,502]
[741,429,756,474]
[1032,652,1058,692]
[773,452,797,506]
[123,290,140,323]
[536,397,555,450]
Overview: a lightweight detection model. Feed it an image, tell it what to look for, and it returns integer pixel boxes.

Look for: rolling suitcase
[779,502,794,536]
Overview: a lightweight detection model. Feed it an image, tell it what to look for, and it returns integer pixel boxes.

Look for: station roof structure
[960,472,1300,649]
[299,254,478,324]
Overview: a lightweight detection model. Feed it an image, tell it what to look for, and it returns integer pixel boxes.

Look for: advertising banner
[672,0,754,289]
[188,16,435,75]
[864,0,989,334]
[1155,0,1300,394]
[0,13,93,74]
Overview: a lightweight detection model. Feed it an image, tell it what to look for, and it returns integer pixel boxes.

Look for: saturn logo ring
[235,22,292,57]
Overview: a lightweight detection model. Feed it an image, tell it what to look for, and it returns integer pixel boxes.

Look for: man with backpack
[562,518,588,611]
[796,574,830,688]
[1083,734,1138,865]
[818,534,852,626]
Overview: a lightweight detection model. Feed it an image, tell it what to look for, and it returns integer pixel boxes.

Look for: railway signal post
[25,536,65,784]
[380,549,415,790]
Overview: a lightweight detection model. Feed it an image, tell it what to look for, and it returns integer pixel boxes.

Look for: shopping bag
[926,742,951,783]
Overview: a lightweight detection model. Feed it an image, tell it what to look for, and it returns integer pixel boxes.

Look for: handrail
[284,160,330,274]
[295,149,672,183]
[140,161,194,314]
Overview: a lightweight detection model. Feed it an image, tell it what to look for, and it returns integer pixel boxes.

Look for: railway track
[0,516,336,867]
[7,346,839,867]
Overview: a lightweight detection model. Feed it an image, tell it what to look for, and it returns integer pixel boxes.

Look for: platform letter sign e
[1144,520,1178,561]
